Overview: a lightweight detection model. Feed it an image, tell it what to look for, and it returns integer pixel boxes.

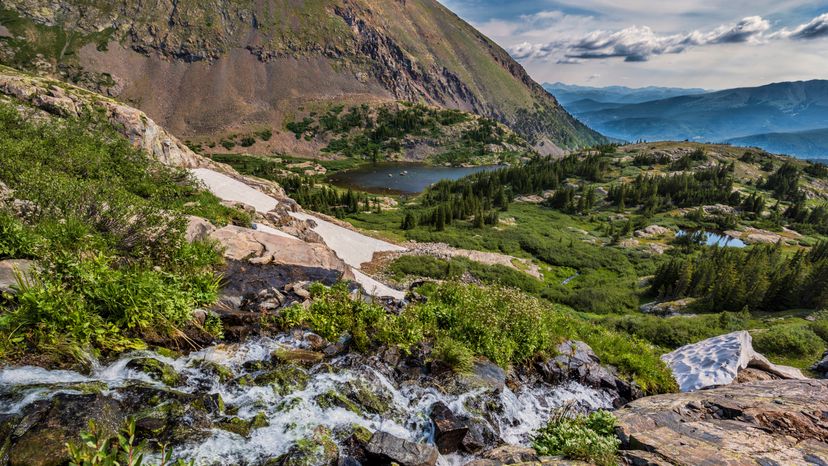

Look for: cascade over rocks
[615,379,828,465]
[4,393,125,466]
[535,340,642,406]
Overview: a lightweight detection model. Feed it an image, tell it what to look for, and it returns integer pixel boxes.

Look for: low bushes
[283,282,677,394]
[532,409,620,466]
[752,324,824,359]
[389,255,543,294]
[0,101,230,363]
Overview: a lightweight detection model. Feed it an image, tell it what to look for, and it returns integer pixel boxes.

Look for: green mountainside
[0,0,605,157]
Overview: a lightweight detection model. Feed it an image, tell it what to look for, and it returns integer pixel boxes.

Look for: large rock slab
[616,379,828,465]
[661,331,805,392]
[210,225,352,305]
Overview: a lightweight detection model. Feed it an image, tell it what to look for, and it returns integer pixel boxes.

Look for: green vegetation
[68,419,192,466]
[389,255,542,294]
[532,409,620,466]
[282,282,677,394]
[210,154,381,218]
[651,242,828,312]
[0,103,236,363]
[598,310,828,368]
[285,103,528,164]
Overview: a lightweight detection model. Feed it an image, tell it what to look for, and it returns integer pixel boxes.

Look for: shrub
[431,335,475,373]
[532,409,620,466]
[282,282,676,394]
[0,211,41,259]
[0,100,227,362]
[240,136,256,147]
[811,313,828,342]
[257,129,273,141]
[752,325,824,359]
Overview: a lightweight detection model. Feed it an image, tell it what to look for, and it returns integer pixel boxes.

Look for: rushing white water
[0,335,613,465]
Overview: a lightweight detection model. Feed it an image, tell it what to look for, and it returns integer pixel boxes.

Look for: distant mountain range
[544,81,828,158]
[727,128,828,159]
[543,82,708,108]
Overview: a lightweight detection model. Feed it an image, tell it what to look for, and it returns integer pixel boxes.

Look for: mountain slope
[568,80,828,147]
[0,0,605,155]
[727,128,828,158]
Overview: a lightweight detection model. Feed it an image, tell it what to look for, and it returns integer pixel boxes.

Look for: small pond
[328,162,501,194]
[676,229,746,248]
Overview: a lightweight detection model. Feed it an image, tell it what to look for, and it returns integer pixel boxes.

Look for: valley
[0,1,827,466]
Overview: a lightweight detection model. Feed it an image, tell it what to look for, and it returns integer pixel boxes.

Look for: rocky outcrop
[209,225,352,311]
[661,331,805,392]
[634,225,670,238]
[535,340,642,406]
[465,445,589,466]
[4,393,126,466]
[616,379,828,465]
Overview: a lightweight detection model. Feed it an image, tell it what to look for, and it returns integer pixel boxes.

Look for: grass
[0,101,236,364]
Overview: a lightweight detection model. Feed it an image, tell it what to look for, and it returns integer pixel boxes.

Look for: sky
[437,0,828,89]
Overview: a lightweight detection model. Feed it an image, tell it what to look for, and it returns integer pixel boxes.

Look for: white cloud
[509,14,801,62]
[777,13,828,39]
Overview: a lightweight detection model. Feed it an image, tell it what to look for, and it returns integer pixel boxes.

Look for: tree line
[650,241,828,312]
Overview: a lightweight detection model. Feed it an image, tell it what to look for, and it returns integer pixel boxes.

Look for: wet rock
[335,424,373,462]
[190,359,234,383]
[0,259,33,295]
[536,340,640,405]
[315,390,362,414]
[272,347,325,366]
[458,415,500,454]
[117,383,212,443]
[199,393,225,414]
[215,413,270,438]
[304,332,328,351]
[8,393,124,466]
[342,379,393,415]
[253,365,310,396]
[616,379,828,465]
[274,426,339,466]
[429,402,468,454]
[365,431,438,466]
[126,357,183,386]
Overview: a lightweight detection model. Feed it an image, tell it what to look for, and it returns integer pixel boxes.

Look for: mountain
[565,80,828,152]
[543,82,708,107]
[727,128,828,158]
[0,0,605,156]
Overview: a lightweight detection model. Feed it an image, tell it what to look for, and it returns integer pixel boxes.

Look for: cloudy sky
[438,0,828,90]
